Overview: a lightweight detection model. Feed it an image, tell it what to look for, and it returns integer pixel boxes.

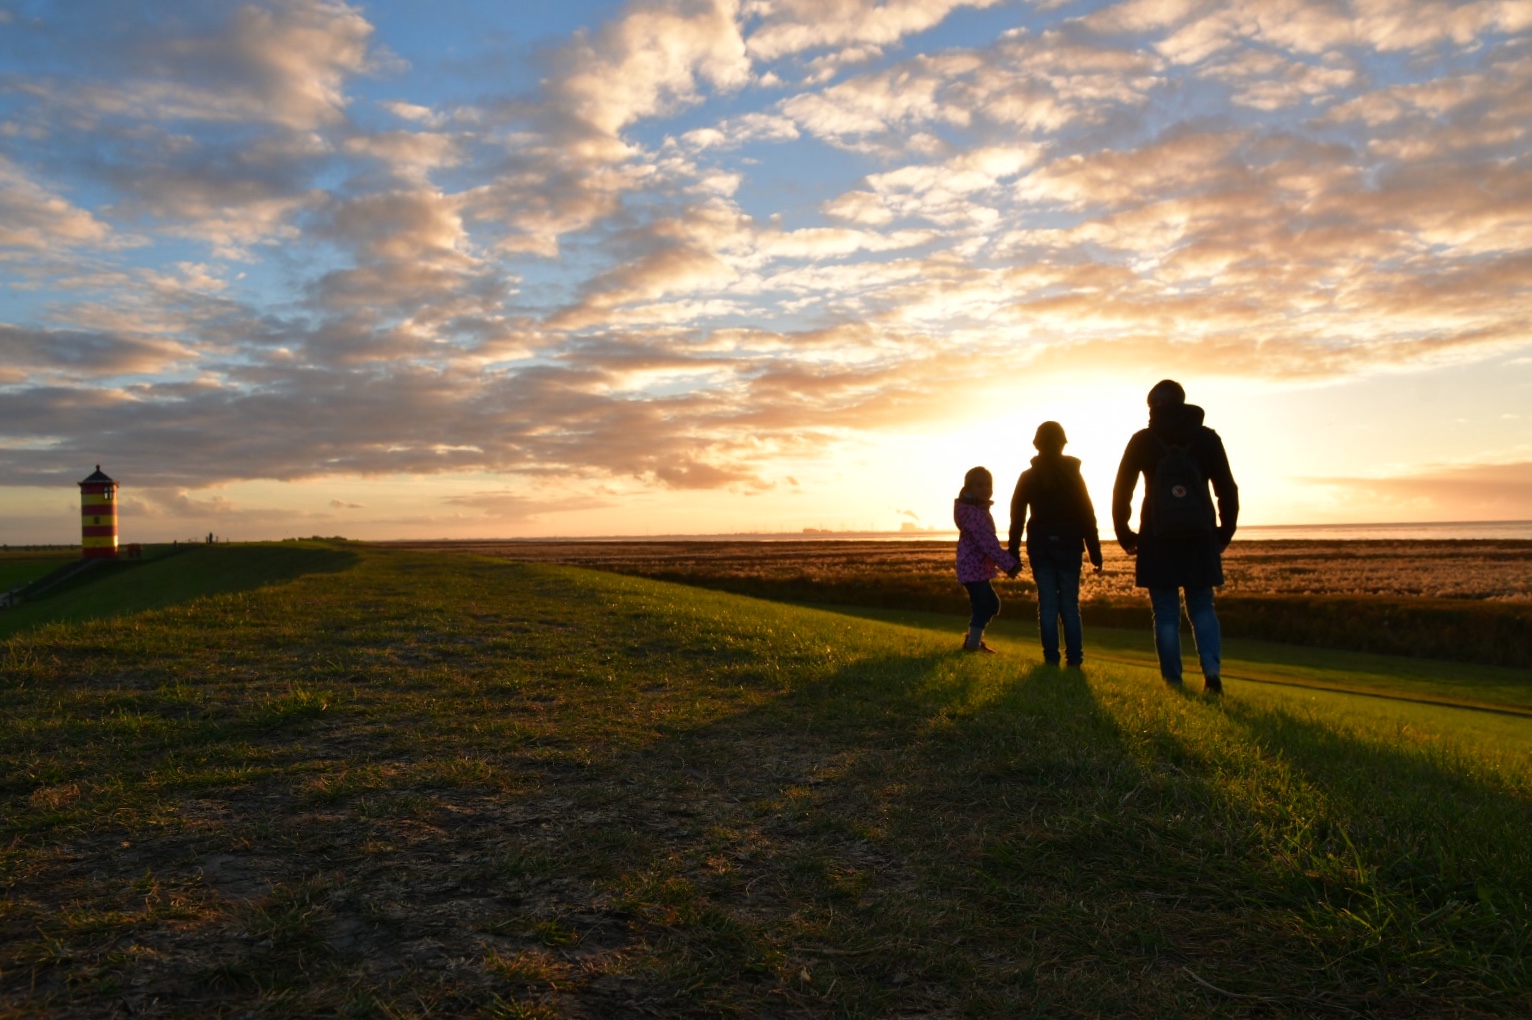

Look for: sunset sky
[2,0,1530,543]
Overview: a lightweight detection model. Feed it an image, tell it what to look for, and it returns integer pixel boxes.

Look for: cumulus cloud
[547,0,750,140]
[1,0,1530,531]
[342,130,460,183]
[778,29,1163,152]
[68,0,380,131]
[0,157,113,251]
[745,0,1003,61]
[0,325,194,379]
[1086,0,1532,64]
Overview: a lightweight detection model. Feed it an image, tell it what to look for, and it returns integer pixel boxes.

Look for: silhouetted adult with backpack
[1007,421,1103,667]
[1112,380,1239,694]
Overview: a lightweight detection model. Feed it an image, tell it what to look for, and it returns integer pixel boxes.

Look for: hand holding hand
[1118,535,1138,556]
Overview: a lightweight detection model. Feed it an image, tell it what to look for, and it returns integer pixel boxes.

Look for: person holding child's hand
[1007,421,1104,667]
[954,466,1022,653]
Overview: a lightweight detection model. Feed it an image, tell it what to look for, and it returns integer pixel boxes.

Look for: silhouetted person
[955,466,1021,653]
[1007,421,1104,666]
[1113,380,1239,693]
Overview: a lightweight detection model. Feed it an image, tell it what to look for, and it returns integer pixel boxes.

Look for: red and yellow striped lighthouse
[79,465,119,559]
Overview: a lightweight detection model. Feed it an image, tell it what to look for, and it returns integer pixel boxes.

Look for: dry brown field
[385,539,1532,667]
[389,538,1532,602]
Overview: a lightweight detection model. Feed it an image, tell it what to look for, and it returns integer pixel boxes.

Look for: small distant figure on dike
[954,466,1022,653]
[1113,380,1239,694]
[1007,421,1104,667]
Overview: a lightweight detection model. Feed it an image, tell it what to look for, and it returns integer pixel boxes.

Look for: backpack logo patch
[1150,440,1213,539]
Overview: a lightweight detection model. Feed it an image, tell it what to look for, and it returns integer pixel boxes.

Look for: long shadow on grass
[1204,698,1532,1009]
[575,654,1214,1017]
[1076,685,1532,1017]
[633,646,1532,1017]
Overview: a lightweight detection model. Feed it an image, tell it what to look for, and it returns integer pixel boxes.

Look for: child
[1007,421,1104,666]
[955,466,1022,652]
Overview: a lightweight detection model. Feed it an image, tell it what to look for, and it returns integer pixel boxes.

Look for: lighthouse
[79,465,119,559]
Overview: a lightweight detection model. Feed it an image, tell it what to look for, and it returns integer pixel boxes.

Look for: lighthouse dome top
[79,465,116,486]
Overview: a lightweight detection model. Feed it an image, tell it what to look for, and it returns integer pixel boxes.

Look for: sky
[1,0,1530,543]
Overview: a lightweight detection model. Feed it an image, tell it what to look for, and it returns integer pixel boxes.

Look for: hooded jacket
[954,494,1021,584]
[1006,454,1104,567]
[1112,403,1239,589]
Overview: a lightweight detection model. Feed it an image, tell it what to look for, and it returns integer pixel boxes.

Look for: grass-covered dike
[2,544,1529,1017]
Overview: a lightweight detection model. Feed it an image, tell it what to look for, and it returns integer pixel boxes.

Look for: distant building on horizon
[79,465,119,559]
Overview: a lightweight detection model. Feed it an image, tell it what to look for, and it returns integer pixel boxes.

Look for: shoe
[1065,660,1082,668]
[1203,675,1223,695]
[1043,657,1061,667]
[1163,676,1184,689]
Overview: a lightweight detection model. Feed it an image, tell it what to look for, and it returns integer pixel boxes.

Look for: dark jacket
[1007,454,1104,567]
[1112,403,1238,589]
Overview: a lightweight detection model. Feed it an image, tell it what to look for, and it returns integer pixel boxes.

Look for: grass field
[2,544,1530,1017]
[0,543,357,641]
[399,540,1532,667]
[0,554,75,594]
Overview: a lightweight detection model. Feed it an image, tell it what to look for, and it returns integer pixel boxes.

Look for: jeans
[1030,550,1083,664]
[1148,586,1221,681]
[963,580,1001,630]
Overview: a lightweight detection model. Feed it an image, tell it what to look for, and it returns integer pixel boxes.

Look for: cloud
[547,0,750,140]
[1306,461,1532,518]
[1,0,1530,526]
[342,130,460,183]
[78,0,380,131]
[677,112,800,150]
[459,0,759,259]
[441,489,618,521]
[0,157,113,251]
[1086,0,1532,64]
[825,144,1043,227]
[1200,49,1358,110]
[0,325,194,380]
[778,29,1163,152]
[745,0,1003,61]
[379,99,446,127]
[0,2,383,260]
[322,188,468,264]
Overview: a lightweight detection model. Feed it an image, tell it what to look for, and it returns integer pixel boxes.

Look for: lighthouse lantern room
[79,465,119,559]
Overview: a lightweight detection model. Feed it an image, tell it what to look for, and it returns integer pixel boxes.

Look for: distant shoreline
[380,520,1532,544]
[7,520,1531,549]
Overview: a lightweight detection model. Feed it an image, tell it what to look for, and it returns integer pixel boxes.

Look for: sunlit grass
[1,546,1528,1016]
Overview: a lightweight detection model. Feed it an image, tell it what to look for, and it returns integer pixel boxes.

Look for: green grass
[825,604,1532,719]
[1,546,1529,1017]
[0,541,358,639]
[0,554,75,592]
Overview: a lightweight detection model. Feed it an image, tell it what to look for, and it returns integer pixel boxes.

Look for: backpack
[1027,461,1078,546]
[1149,438,1213,539]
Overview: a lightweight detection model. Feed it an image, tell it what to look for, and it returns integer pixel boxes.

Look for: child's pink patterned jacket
[954,499,1021,583]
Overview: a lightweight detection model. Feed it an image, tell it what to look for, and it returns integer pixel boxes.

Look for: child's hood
[953,499,995,527]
